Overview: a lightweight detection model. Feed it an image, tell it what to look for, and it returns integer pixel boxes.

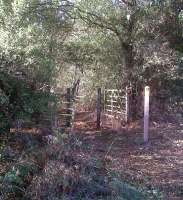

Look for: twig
[104,138,117,160]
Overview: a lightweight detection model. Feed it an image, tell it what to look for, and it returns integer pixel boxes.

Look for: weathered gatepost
[66,88,72,128]
[125,86,130,124]
[144,86,150,143]
[96,88,102,130]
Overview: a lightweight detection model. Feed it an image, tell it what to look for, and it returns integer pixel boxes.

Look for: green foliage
[4,170,24,186]
[0,0,74,131]
[0,71,57,131]
[63,0,182,111]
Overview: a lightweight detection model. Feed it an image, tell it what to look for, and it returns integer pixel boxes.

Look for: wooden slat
[105,89,124,92]
[58,113,73,116]
[106,100,118,103]
[75,95,85,98]
[61,101,71,104]
[108,95,126,99]
[106,109,113,112]
[105,110,126,115]
[104,113,114,118]
[106,105,121,109]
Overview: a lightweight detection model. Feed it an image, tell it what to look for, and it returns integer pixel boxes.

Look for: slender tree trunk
[121,42,137,122]
[123,44,134,84]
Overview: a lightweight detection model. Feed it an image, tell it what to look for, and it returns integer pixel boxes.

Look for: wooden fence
[56,87,130,130]
[54,86,150,144]
[55,88,88,129]
[55,88,74,129]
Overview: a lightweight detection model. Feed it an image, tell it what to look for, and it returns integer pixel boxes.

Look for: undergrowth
[0,129,164,200]
[23,131,164,200]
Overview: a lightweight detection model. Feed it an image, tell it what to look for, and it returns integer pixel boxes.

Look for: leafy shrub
[0,71,57,132]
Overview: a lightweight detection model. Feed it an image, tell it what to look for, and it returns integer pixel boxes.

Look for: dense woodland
[0,0,183,200]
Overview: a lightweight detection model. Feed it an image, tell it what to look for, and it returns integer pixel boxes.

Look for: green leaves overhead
[67,0,181,94]
[0,0,74,131]
[0,0,74,81]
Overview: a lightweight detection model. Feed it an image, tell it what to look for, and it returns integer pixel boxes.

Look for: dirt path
[73,112,183,200]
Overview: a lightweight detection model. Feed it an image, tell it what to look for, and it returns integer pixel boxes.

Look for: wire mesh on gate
[104,89,127,127]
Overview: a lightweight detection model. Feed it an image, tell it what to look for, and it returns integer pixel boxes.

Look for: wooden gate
[103,88,129,128]
[55,88,75,129]
[55,88,92,130]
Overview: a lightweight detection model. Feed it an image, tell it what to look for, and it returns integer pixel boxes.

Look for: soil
[73,111,183,200]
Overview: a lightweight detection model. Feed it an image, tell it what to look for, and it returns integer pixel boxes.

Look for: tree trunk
[122,43,137,122]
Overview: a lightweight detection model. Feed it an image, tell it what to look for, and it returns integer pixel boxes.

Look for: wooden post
[71,93,75,132]
[144,86,150,143]
[104,89,106,113]
[97,88,101,129]
[51,113,58,129]
[125,87,130,123]
[66,88,71,127]
[111,91,114,128]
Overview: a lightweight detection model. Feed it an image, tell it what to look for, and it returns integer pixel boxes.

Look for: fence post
[111,91,114,128]
[54,115,58,128]
[104,89,106,113]
[125,87,130,123]
[97,88,101,129]
[71,92,76,133]
[66,88,71,127]
[144,86,150,143]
